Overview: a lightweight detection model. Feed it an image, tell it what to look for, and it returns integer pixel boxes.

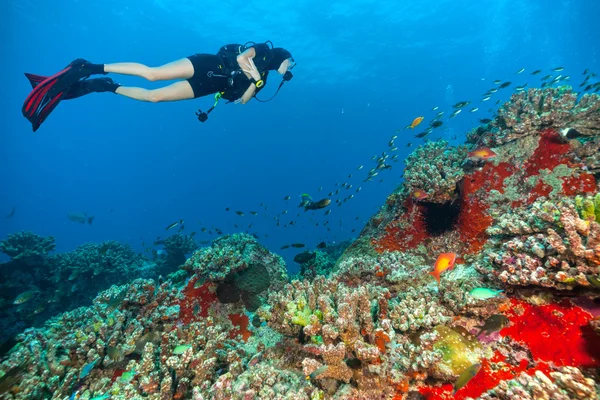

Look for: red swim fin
[22,65,73,132]
[24,73,48,89]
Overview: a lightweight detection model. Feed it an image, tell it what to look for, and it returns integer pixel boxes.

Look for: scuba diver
[22,41,295,131]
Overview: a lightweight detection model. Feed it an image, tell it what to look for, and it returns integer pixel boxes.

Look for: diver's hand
[240,58,261,81]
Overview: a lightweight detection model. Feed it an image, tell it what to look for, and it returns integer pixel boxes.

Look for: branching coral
[481,198,600,288]
[403,140,468,203]
[0,231,55,260]
[389,287,453,332]
[260,277,394,390]
[0,278,250,399]
[468,87,600,146]
[479,367,598,400]
[182,233,287,289]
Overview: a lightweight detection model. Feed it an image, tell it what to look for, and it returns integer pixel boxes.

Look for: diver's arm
[237,48,261,81]
[239,84,257,104]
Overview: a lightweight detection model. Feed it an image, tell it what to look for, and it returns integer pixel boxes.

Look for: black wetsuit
[186,43,273,100]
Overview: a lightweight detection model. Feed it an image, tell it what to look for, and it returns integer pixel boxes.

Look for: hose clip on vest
[254,79,264,88]
[195,92,223,123]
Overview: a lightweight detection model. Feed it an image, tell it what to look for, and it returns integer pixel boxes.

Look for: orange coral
[228,313,251,342]
[373,329,390,353]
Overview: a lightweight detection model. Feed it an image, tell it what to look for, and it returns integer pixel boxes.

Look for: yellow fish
[409,116,425,129]
[430,253,457,284]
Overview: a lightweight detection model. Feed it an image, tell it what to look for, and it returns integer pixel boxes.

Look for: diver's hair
[268,48,293,70]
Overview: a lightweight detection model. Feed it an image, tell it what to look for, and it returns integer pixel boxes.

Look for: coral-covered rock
[403,140,468,203]
[468,87,600,146]
[0,231,55,261]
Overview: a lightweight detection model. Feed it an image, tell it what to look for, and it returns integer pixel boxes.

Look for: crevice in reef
[421,200,461,236]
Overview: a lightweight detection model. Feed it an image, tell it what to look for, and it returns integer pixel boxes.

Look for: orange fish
[430,253,457,284]
[412,190,428,200]
[409,116,424,129]
[468,147,497,160]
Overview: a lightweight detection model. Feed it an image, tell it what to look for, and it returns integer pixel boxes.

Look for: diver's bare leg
[104,58,195,81]
[115,80,195,102]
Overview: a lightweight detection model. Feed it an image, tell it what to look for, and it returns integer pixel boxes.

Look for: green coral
[575,193,600,222]
[287,295,319,327]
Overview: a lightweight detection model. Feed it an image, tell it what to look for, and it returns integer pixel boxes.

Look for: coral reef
[157,233,199,274]
[403,140,468,203]
[480,367,598,400]
[2,85,600,399]
[0,231,55,261]
[480,198,600,289]
[468,87,600,146]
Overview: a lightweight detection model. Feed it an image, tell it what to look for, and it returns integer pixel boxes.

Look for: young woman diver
[22,41,295,131]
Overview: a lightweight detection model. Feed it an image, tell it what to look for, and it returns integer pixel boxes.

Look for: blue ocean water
[1,0,598,271]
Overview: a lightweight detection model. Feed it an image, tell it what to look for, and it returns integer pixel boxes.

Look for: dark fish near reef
[307,365,329,380]
[479,118,492,124]
[430,120,443,129]
[316,242,327,249]
[280,245,290,250]
[294,251,316,264]
[531,69,542,75]
[453,101,471,109]
[5,206,16,219]
[235,211,244,216]
[165,220,182,231]
[476,314,509,336]
[134,331,161,354]
[449,109,462,119]
[585,275,600,289]
[68,212,94,225]
[304,198,331,211]
[107,346,125,362]
[106,289,127,313]
[415,131,430,138]
[453,363,482,394]
[291,243,305,248]
[552,66,564,72]
[13,290,36,305]
[499,81,511,89]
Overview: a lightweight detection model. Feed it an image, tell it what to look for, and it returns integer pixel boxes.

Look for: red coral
[523,129,571,176]
[501,298,600,367]
[417,352,553,400]
[562,173,597,196]
[455,162,515,254]
[178,278,217,324]
[228,313,251,342]
[373,199,429,253]
[414,297,600,399]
